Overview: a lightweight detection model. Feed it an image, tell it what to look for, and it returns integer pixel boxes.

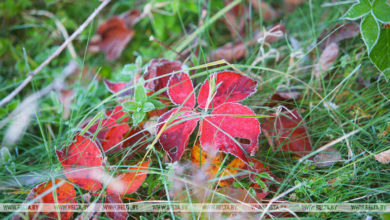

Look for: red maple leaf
[157,71,260,164]
[17,179,76,220]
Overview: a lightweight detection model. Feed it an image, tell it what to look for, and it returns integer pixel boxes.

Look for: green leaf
[361,13,380,52]
[142,102,155,112]
[134,80,147,103]
[149,99,166,109]
[343,0,372,20]
[132,112,146,126]
[115,64,137,81]
[135,55,142,68]
[369,28,390,77]
[123,101,141,112]
[372,0,390,23]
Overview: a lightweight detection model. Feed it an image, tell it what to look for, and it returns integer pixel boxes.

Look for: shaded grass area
[0,0,389,219]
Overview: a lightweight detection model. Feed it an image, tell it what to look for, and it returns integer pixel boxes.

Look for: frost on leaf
[262,109,312,157]
[56,135,104,192]
[105,193,129,220]
[168,72,196,108]
[104,79,133,97]
[197,72,257,109]
[200,103,260,164]
[157,107,199,162]
[90,17,134,61]
[107,161,150,195]
[21,179,76,220]
[144,59,183,96]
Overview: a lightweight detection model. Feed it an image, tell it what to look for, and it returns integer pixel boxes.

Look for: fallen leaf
[104,79,134,97]
[105,193,129,220]
[158,71,260,163]
[157,107,200,161]
[317,23,360,50]
[23,179,76,220]
[314,42,339,78]
[200,103,260,164]
[218,157,247,186]
[210,24,284,62]
[119,9,141,28]
[265,90,302,108]
[144,59,183,96]
[375,149,390,164]
[191,143,223,179]
[197,71,258,109]
[223,0,278,38]
[223,0,246,38]
[251,0,279,21]
[107,161,150,195]
[168,72,196,108]
[262,109,312,157]
[210,42,246,62]
[56,135,104,191]
[191,145,272,187]
[313,147,342,167]
[89,17,134,61]
[284,0,306,12]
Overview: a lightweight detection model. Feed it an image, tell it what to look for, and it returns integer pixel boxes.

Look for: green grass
[1,0,390,219]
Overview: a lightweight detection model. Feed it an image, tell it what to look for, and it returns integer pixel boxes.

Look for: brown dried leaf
[223,0,278,38]
[119,9,141,28]
[314,42,339,78]
[313,147,342,167]
[284,0,306,12]
[210,24,284,62]
[210,42,246,62]
[251,0,279,21]
[224,0,246,38]
[265,90,302,108]
[89,17,134,61]
[317,23,360,50]
[375,149,390,164]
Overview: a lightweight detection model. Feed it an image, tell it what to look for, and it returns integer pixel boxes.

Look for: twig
[0,0,111,107]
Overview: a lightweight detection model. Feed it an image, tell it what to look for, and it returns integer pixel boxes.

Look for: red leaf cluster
[158,71,260,164]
